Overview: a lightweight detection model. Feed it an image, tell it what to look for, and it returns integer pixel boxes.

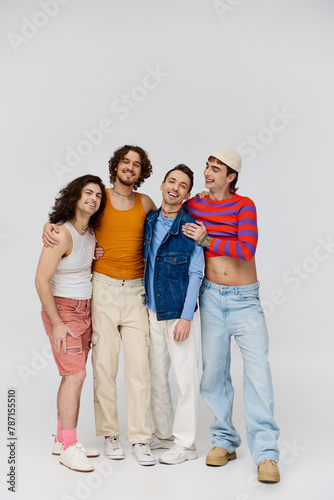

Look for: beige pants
[91,272,151,444]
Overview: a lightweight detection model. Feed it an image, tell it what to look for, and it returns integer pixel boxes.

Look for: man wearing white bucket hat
[182,148,280,483]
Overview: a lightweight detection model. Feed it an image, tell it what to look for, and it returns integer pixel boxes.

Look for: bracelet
[198,234,212,247]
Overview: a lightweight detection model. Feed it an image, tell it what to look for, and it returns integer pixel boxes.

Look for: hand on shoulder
[43,224,72,256]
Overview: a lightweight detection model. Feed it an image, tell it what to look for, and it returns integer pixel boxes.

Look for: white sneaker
[132,443,156,466]
[59,442,94,472]
[150,433,174,450]
[104,436,125,460]
[158,443,198,465]
[52,435,99,457]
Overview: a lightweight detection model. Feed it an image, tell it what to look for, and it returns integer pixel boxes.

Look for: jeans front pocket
[238,283,260,301]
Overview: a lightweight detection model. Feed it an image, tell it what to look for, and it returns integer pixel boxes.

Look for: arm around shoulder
[42,221,61,247]
[35,226,71,309]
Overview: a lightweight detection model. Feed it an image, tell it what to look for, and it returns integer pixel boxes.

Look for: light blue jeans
[199,278,280,464]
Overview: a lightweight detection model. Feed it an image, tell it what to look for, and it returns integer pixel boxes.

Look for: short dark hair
[208,155,239,193]
[48,174,106,230]
[108,145,152,190]
[163,164,194,192]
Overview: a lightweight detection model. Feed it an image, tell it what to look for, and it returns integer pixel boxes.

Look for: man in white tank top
[35,175,106,472]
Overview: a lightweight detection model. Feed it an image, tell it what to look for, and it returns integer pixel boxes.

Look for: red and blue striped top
[184,193,258,261]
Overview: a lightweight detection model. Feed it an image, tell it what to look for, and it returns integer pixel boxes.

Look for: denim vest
[143,207,198,320]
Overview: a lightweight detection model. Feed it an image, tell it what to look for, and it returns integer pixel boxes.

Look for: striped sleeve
[208,199,258,261]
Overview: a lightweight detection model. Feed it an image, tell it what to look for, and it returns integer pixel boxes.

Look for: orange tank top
[94,190,146,279]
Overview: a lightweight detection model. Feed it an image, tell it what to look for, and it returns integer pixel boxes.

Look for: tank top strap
[62,221,95,253]
[107,190,144,213]
[134,192,145,214]
[134,192,140,206]
[63,221,76,250]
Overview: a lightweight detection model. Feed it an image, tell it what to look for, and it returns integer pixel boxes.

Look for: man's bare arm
[140,193,157,215]
[35,227,76,354]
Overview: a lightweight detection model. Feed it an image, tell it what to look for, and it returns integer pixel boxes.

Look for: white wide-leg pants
[148,308,201,449]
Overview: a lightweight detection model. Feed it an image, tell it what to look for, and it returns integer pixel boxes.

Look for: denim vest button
[157,257,160,261]
[173,258,176,262]
[158,316,161,320]
[157,293,160,297]
[155,275,158,279]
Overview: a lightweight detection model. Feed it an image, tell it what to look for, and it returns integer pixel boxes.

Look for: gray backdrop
[1,1,333,499]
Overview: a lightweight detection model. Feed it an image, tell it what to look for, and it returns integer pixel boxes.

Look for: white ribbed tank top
[49,221,96,300]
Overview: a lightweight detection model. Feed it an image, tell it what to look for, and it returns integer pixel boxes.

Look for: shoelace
[138,443,151,455]
[110,437,121,450]
[68,443,86,458]
[168,443,184,454]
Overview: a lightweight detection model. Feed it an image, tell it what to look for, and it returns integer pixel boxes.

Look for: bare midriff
[205,255,257,286]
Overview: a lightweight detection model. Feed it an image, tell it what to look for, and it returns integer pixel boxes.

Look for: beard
[117,177,136,186]
[117,172,138,187]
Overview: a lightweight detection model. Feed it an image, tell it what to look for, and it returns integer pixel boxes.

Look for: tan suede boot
[257,460,280,482]
[206,446,237,466]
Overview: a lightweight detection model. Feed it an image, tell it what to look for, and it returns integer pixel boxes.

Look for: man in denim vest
[143,164,204,465]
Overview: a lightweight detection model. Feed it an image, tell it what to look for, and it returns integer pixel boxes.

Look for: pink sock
[57,420,63,443]
[62,428,77,451]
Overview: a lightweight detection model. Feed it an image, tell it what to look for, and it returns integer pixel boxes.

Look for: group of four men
[35,144,280,483]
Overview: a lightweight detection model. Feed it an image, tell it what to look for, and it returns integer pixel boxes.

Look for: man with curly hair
[36,174,106,472]
[43,145,157,466]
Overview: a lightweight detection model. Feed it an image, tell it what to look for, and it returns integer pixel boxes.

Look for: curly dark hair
[108,145,152,190]
[208,155,239,193]
[48,175,106,230]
